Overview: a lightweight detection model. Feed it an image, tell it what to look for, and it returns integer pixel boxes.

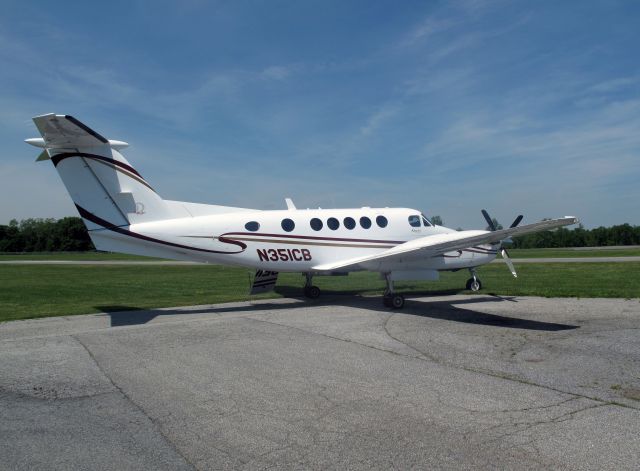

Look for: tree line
[511,224,640,248]
[431,215,640,248]
[0,218,94,252]
[1,217,639,252]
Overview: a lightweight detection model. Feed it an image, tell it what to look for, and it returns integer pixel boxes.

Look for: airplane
[26,114,578,309]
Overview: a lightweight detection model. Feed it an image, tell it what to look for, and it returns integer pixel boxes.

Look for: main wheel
[304,285,321,299]
[391,294,405,309]
[383,294,392,307]
[466,278,482,292]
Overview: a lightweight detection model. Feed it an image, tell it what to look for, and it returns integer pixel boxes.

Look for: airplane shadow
[96,289,577,332]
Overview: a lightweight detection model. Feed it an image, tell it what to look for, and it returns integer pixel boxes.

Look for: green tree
[486,218,503,231]
[430,215,443,226]
[0,217,94,252]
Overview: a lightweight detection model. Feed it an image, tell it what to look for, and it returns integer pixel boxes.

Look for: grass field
[1,262,638,322]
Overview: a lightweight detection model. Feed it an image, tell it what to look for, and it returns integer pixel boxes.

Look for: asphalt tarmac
[1,295,639,470]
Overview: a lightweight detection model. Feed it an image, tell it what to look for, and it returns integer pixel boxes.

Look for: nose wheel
[383,274,405,309]
[466,269,482,292]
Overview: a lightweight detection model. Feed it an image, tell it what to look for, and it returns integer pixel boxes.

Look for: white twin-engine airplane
[26,114,578,309]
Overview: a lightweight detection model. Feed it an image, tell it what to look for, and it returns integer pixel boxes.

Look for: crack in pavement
[246,313,638,413]
[480,401,609,446]
[71,334,197,471]
[0,385,115,402]
[381,313,640,411]
[434,391,581,415]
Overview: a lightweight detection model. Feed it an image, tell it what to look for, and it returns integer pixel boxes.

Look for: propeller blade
[510,215,523,228]
[501,248,517,278]
[481,209,496,231]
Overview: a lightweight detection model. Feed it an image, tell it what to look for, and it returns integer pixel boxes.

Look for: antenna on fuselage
[285,198,296,210]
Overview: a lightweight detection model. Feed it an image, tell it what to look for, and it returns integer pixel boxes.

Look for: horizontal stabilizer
[32,114,109,148]
[35,150,49,161]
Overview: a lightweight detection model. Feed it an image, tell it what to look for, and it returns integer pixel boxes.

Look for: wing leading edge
[312,216,579,272]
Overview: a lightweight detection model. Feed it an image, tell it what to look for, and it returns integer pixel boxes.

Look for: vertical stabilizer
[28,114,173,229]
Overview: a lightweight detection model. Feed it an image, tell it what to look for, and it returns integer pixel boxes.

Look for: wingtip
[25,138,46,148]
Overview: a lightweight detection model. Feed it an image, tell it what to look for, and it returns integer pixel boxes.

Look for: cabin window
[344,217,356,230]
[408,215,421,227]
[376,215,388,228]
[310,218,323,231]
[360,216,372,229]
[327,217,340,230]
[281,218,295,232]
[244,221,260,232]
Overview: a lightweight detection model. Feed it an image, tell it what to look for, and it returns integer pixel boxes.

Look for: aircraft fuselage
[89,206,497,273]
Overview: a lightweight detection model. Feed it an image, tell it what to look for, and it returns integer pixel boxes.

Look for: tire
[469,279,482,292]
[383,295,392,307]
[305,285,321,299]
[391,294,405,309]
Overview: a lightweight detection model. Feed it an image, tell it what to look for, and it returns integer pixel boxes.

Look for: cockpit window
[421,214,433,227]
[408,215,421,227]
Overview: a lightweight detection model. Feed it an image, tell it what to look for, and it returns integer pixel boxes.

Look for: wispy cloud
[400,17,455,47]
[588,76,640,94]
[260,65,294,80]
[359,104,400,136]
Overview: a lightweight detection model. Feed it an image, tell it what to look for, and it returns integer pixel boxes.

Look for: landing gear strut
[303,273,321,299]
[383,273,404,309]
[466,268,482,292]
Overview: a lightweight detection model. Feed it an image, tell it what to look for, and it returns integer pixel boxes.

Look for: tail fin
[27,114,173,229]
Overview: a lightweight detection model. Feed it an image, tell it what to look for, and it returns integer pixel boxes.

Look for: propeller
[481,209,497,231]
[481,209,523,278]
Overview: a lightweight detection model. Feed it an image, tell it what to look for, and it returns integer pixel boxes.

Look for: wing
[312,216,579,271]
[32,114,109,148]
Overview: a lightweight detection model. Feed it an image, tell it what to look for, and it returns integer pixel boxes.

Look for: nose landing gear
[465,268,482,292]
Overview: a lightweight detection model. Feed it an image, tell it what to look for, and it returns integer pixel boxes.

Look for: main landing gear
[303,273,321,299]
[465,268,482,292]
[383,273,405,309]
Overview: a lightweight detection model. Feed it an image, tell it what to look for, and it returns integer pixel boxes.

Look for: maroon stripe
[464,248,498,255]
[75,204,246,255]
[221,231,404,245]
[468,247,498,253]
[52,152,143,179]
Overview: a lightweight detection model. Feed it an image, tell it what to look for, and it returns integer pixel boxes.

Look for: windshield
[421,214,433,226]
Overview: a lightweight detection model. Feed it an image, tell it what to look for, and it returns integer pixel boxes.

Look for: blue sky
[1,0,639,229]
